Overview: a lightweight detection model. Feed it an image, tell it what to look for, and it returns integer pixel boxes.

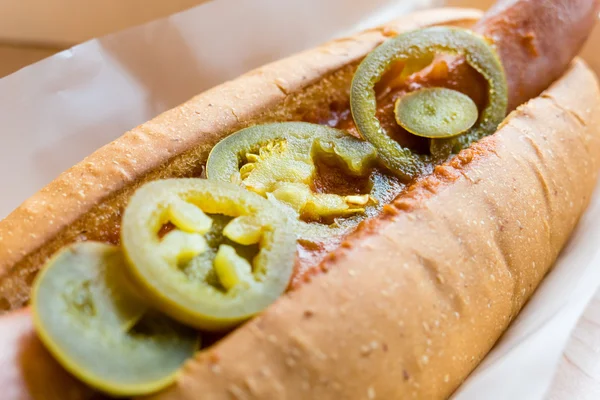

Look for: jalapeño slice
[394,87,479,139]
[206,122,400,241]
[121,179,296,331]
[350,26,508,177]
[31,242,198,397]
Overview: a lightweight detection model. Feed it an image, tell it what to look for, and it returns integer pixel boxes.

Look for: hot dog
[0,0,599,399]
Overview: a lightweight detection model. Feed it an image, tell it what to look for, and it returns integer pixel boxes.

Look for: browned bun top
[0,8,483,311]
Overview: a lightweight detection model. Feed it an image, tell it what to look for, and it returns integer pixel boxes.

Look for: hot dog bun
[142,60,600,400]
[0,6,598,400]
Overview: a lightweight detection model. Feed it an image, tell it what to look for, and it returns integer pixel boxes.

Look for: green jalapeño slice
[206,122,400,241]
[351,26,508,177]
[121,179,296,331]
[31,242,199,397]
[394,87,479,139]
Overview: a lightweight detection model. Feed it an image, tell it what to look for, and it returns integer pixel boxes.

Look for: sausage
[403,0,600,111]
[475,0,600,110]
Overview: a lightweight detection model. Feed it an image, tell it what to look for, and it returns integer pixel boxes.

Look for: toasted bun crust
[0,8,482,311]
[143,59,600,400]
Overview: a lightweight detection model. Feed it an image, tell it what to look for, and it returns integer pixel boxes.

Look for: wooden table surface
[0,44,59,78]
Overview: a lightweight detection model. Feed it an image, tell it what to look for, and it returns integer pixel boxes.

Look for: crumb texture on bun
[144,60,600,400]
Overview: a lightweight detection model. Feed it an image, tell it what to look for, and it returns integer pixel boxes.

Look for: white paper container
[0,1,599,398]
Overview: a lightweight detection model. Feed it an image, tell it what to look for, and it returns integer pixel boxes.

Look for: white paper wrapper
[0,0,599,398]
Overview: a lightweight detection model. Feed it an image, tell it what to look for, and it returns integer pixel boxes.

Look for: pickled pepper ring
[120,178,296,331]
[350,27,508,178]
[31,242,198,397]
[206,122,399,241]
